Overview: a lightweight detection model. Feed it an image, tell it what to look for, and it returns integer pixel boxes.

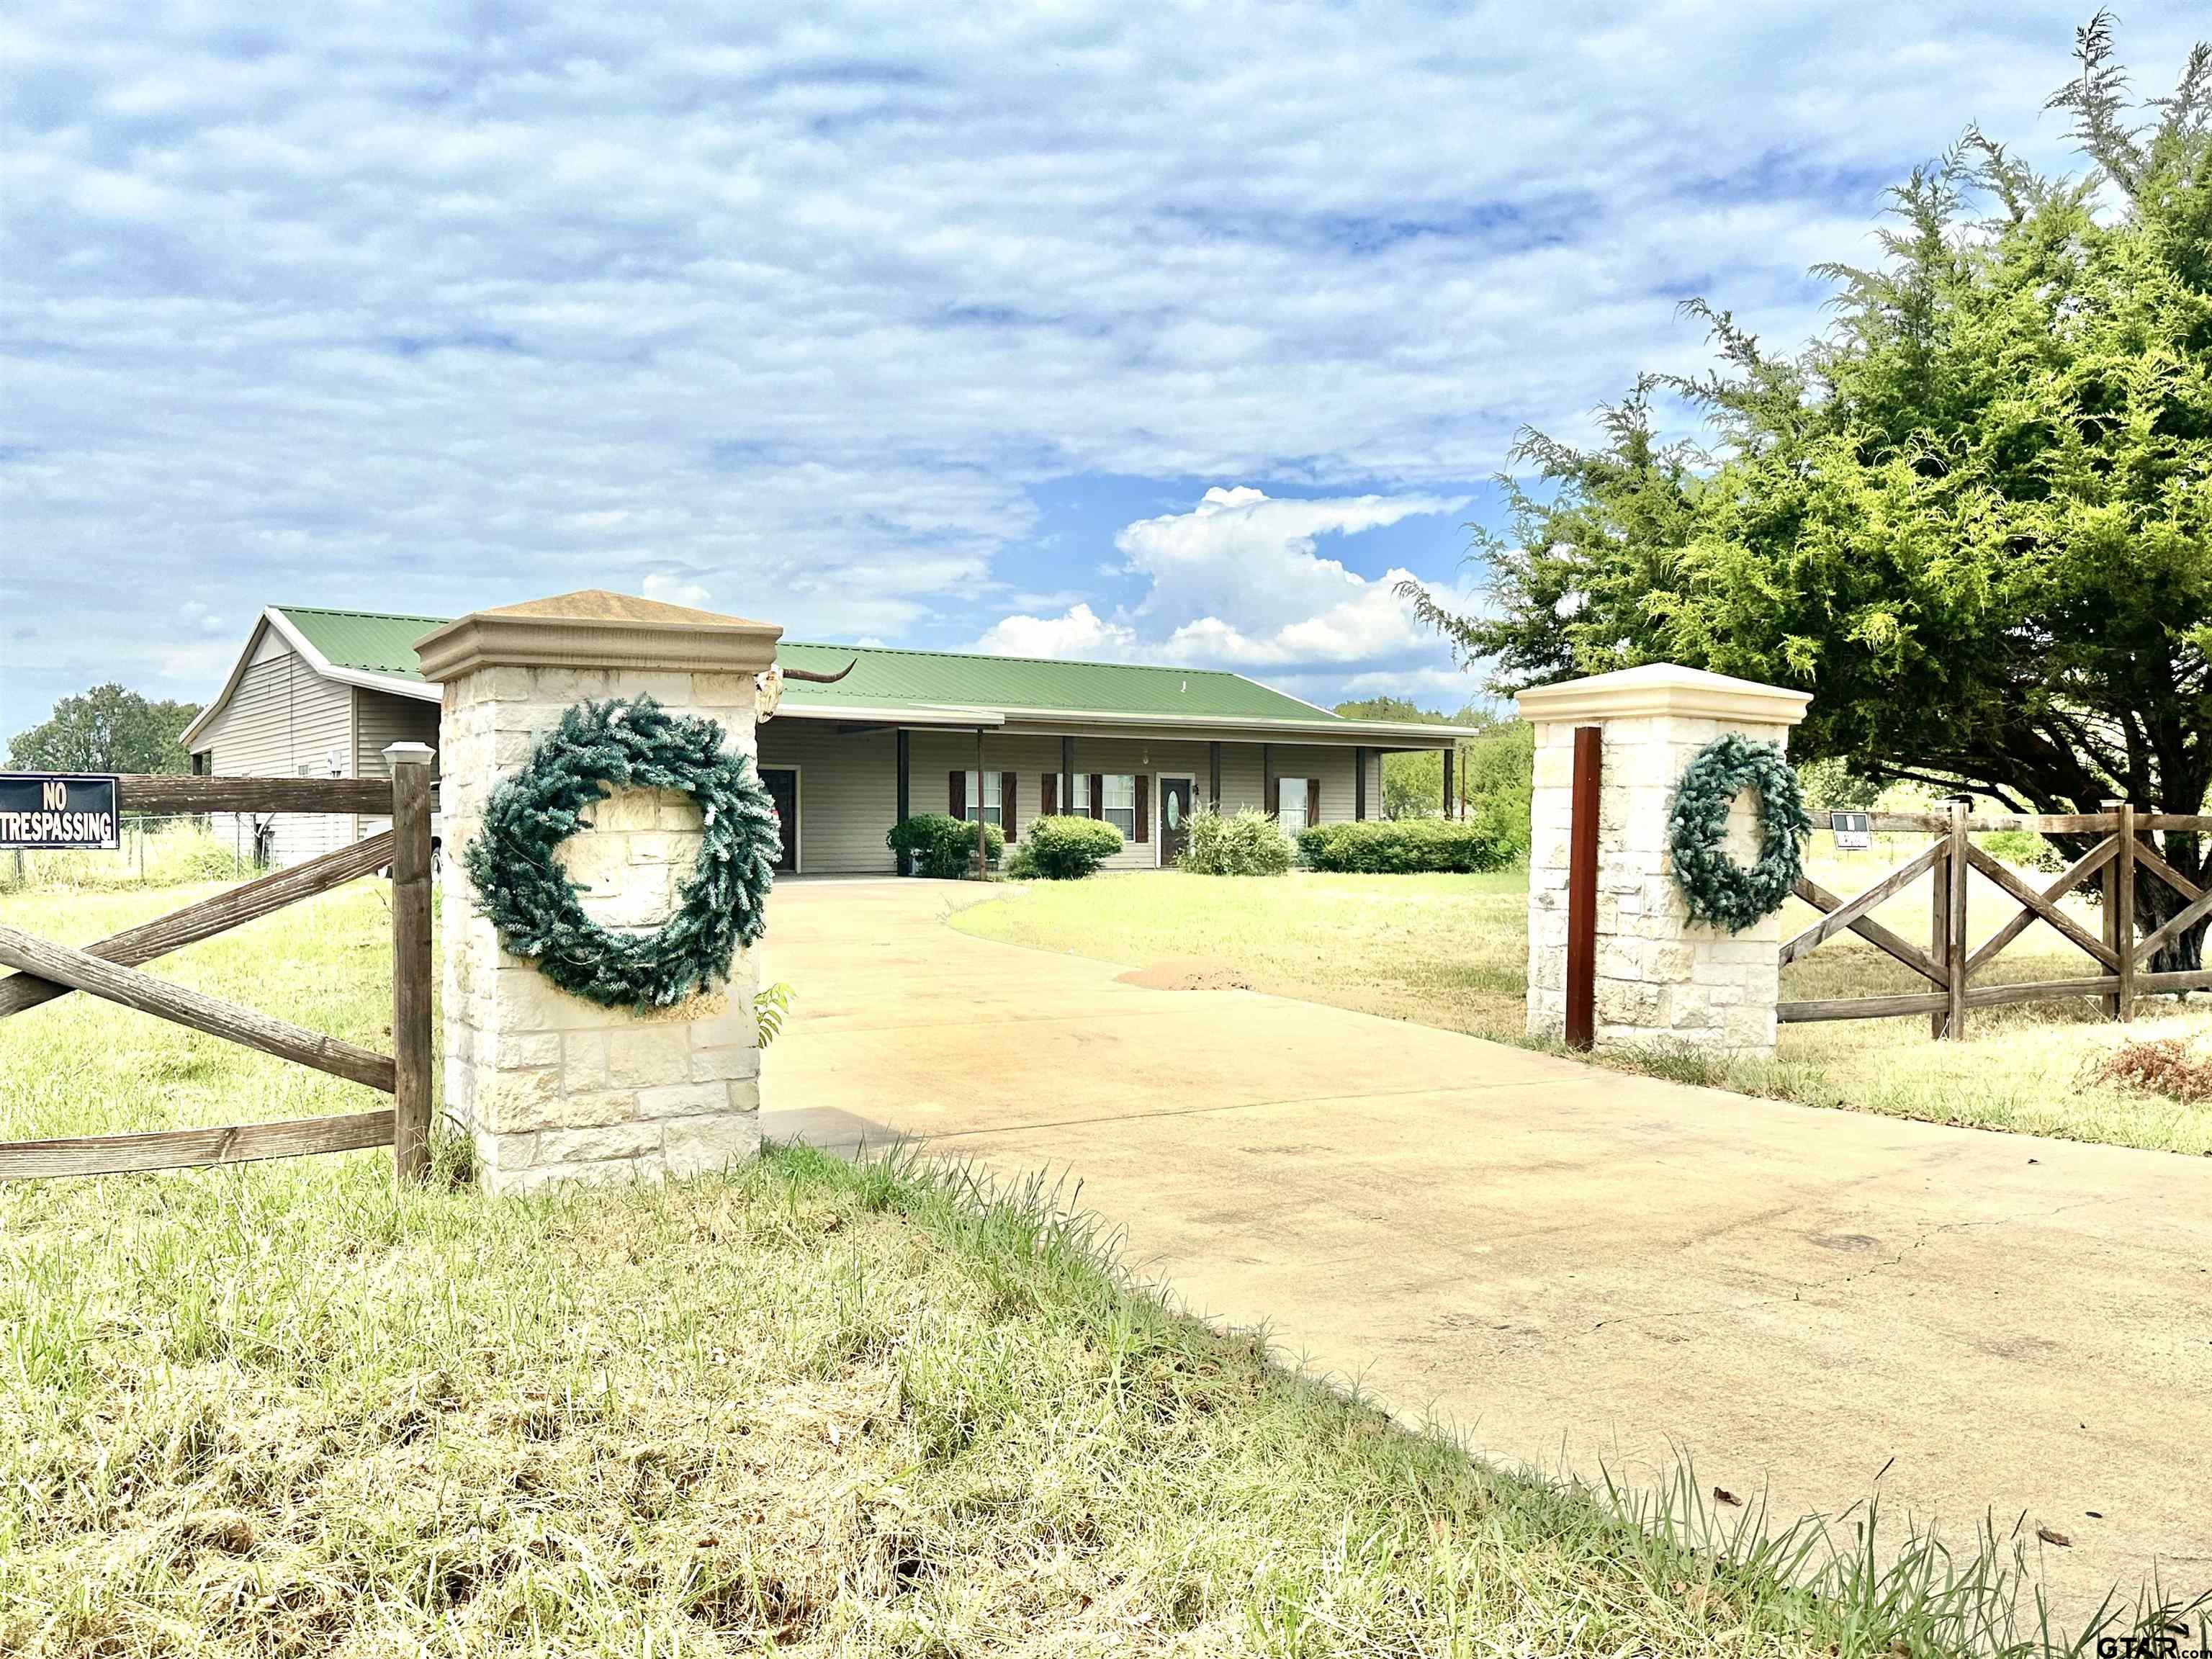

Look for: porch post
[1061,736,1075,816]
[1208,740,1221,809]
[895,728,912,876]
[1442,746,1454,822]
[975,727,988,878]
[1354,747,1367,821]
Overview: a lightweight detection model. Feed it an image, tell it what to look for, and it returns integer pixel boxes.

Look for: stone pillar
[1517,664,1811,1056]
[416,590,783,1193]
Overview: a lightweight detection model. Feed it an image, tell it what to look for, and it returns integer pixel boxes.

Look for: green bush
[886,813,1004,880]
[1177,805,1294,876]
[1018,814,1124,879]
[1979,827,2063,873]
[1295,818,1516,874]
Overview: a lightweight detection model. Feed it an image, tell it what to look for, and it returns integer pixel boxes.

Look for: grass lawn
[0,880,2144,1655]
[953,850,2212,1157]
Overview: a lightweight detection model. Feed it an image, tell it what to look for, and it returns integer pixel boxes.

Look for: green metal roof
[278,606,447,680]
[274,605,1353,724]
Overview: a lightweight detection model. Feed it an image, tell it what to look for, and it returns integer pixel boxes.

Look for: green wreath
[1666,734,1812,933]
[465,696,781,1010]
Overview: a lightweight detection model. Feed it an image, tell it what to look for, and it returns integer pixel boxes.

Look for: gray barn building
[183,601,1460,871]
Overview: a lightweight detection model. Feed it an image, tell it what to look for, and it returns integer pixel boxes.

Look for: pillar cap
[415,590,782,681]
[1514,662,1810,727]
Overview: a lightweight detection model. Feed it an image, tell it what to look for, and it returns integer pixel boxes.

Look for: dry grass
[0,876,2174,1655]
[2094,1038,2212,1103]
[953,848,2212,1157]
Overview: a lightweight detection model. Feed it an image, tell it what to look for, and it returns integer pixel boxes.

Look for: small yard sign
[1828,810,1872,851]
[0,774,122,850]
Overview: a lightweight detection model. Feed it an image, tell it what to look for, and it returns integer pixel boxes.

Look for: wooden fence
[0,766,435,1182]
[1780,804,2212,1034]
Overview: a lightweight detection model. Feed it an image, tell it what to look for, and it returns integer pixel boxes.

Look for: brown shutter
[1002,772,1017,841]
[1089,775,1104,821]
[950,770,965,817]
[1306,778,1321,827]
[1134,775,1150,842]
[1041,773,1057,815]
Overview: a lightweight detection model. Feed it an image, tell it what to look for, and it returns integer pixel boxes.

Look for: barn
[181,600,1462,872]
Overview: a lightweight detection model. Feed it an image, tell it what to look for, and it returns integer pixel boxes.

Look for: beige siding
[755,722,900,874]
[351,689,443,843]
[192,630,356,868]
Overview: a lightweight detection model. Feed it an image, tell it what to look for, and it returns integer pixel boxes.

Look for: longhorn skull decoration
[753,657,856,722]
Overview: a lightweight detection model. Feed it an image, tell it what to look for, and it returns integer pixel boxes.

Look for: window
[1069,773,1089,814]
[1277,776,1310,835]
[962,770,1002,827]
[1102,774,1136,837]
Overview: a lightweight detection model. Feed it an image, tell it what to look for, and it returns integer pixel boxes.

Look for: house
[182,598,1463,872]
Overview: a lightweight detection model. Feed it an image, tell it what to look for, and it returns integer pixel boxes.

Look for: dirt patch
[1116,957,1254,993]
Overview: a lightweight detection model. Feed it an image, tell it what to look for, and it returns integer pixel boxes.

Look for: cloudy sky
[3,4,2198,739]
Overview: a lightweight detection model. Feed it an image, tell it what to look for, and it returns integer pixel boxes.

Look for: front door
[1159,775,1195,866]
[760,768,799,873]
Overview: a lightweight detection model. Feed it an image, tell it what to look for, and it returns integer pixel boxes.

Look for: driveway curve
[760,876,2211,1624]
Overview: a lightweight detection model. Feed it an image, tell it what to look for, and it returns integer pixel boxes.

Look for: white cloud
[972,602,1139,660]
[641,573,714,610]
[974,486,1485,700]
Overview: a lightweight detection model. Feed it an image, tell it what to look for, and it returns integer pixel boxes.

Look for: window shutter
[1002,772,1017,841]
[950,770,964,817]
[1089,775,1104,821]
[1134,775,1150,842]
[1306,778,1321,827]
[1041,773,1057,815]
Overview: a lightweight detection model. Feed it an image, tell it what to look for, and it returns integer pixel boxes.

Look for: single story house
[182,601,1463,872]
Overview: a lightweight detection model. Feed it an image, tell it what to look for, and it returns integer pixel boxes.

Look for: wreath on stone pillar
[464,696,781,1010]
[1666,733,1812,933]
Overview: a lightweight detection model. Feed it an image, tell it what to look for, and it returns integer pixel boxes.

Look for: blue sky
[3,4,2200,739]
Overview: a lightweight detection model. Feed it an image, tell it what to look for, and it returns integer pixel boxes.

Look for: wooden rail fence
[1780,804,2212,1034]
[0,764,436,1182]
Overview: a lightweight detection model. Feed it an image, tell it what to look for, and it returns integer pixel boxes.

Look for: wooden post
[1928,837,1951,1040]
[974,728,989,879]
[2100,799,2123,1018]
[894,728,912,876]
[1442,746,1454,823]
[1207,740,1220,810]
[386,742,435,1184]
[1354,747,1367,821]
[1565,726,1601,1051]
[2114,799,2136,1022]
[1064,736,1078,817]
[1943,797,1969,1040]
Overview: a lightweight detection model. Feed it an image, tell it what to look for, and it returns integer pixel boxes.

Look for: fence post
[1564,726,1601,1051]
[2100,799,2123,1019]
[385,742,436,1184]
[2114,800,2136,1022]
[1929,832,1951,1040]
[1943,798,1969,1040]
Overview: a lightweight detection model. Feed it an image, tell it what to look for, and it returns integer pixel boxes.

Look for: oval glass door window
[1166,795,1180,829]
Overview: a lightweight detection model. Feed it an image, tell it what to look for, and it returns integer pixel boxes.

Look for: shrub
[1018,814,1123,879]
[1295,818,1517,874]
[1979,827,2062,873]
[1178,805,1294,876]
[886,813,1004,880]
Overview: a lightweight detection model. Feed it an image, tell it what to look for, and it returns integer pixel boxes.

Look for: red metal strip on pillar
[1565,725,1601,1051]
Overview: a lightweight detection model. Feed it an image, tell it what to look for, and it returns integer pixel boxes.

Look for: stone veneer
[1517,664,1811,1056]
[417,590,783,1193]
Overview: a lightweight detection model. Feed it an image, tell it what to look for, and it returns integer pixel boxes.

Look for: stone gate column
[415,590,782,1192]
[1517,664,1810,1056]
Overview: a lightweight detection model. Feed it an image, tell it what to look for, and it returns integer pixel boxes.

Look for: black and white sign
[1829,810,1872,851]
[0,774,122,850]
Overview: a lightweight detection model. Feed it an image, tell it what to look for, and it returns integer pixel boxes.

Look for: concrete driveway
[760,877,2211,1623]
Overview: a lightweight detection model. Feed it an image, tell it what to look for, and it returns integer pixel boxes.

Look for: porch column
[1208,740,1221,809]
[1061,736,1075,815]
[1354,747,1367,820]
[895,728,912,876]
[1442,746,1455,822]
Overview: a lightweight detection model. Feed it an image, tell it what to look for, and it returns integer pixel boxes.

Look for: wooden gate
[0,764,435,1182]
[1781,803,2212,1035]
